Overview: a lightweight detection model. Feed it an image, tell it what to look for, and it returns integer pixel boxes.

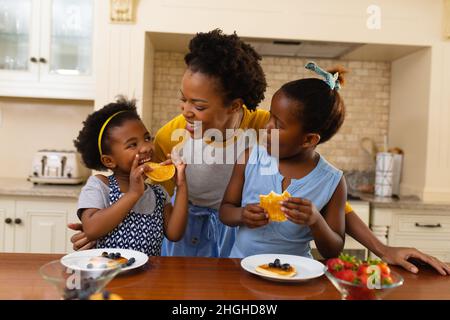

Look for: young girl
[74,97,188,256]
[220,62,347,259]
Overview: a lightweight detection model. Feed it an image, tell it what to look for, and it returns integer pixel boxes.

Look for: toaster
[28,150,90,185]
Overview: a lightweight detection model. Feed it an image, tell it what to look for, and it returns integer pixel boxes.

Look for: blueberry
[268,263,274,268]
[126,257,136,266]
[274,259,281,267]
[281,263,290,270]
[63,289,78,300]
[101,252,108,257]
[78,290,90,300]
[102,291,111,300]
[108,253,115,259]
[114,252,121,259]
[86,263,94,269]
[83,279,95,289]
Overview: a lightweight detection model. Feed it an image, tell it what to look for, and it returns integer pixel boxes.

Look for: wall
[0,98,93,178]
[135,0,442,45]
[424,43,450,201]
[389,48,431,198]
[152,52,390,171]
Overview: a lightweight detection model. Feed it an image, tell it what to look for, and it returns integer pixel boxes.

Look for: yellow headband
[98,111,127,157]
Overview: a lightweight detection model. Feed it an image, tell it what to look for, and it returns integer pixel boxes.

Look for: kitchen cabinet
[371,207,450,262]
[311,201,370,260]
[0,199,15,252]
[0,196,77,253]
[0,0,96,100]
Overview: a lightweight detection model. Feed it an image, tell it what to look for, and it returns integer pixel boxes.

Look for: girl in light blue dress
[220,62,348,259]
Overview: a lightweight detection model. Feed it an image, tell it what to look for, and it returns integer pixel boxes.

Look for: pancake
[255,263,297,277]
[259,190,291,222]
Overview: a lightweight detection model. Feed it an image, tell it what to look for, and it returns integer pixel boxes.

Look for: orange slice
[144,162,176,182]
[259,190,291,222]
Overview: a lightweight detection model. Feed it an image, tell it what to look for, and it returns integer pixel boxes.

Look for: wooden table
[1,253,449,300]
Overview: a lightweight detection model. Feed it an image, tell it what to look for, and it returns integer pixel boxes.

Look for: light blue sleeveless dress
[229,145,343,258]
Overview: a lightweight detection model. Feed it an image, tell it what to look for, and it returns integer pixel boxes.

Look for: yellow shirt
[153,107,353,214]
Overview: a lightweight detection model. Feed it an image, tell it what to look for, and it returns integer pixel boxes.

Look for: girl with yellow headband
[73,97,188,256]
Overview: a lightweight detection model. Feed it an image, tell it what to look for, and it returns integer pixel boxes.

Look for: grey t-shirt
[77,175,171,219]
[176,132,252,210]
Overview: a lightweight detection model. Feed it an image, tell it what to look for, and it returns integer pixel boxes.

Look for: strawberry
[382,274,394,285]
[357,263,371,275]
[334,269,357,283]
[377,261,391,275]
[347,286,377,300]
[355,273,369,287]
[326,258,344,273]
[339,253,361,270]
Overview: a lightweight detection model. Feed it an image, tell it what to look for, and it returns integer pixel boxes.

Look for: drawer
[395,214,450,235]
[424,250,450,263]
[390,236,450,251]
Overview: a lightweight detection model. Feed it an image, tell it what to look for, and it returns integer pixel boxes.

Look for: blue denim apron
[162,203,236,257]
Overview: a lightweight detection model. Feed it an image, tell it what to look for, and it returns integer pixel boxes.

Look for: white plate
[240,254,325,283]
[61,248,148,272]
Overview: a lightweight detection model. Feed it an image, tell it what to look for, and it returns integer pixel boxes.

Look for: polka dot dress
[96,175,165,256]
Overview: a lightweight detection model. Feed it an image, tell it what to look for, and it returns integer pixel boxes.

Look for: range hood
[244,39,362,59]
[146,32,426,61]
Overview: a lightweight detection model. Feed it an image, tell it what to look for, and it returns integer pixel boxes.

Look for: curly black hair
[184,29,267,110]
[73,96,141,171]
[280,67,347,145]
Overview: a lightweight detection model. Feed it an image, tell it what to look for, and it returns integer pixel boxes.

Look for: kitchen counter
[1,253,449,300]
[350,192,450,211]
[0,177,83,199]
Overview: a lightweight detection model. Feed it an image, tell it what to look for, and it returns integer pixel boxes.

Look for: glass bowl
[324,268,404,300]
[39,257,122,300]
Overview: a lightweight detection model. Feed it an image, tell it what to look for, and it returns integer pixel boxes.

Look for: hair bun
[327,66,347,87]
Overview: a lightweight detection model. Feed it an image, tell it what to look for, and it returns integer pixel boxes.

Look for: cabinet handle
[39,57,47,63]
[4,218,12,224]
[415,222,442,228]
[14,218,22,225]
[30,57,38,63]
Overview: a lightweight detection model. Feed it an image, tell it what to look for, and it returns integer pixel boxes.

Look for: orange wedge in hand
[144,162,176,182]
[259,190,291,222]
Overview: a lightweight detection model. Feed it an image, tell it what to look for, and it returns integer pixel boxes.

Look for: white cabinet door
[0,0,40,82]
[0,199,15,252]
[65,203,80,253]
[0,0,95,99]
[14,199,75,253]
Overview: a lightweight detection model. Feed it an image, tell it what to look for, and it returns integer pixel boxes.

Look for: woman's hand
[242,204,268,228]
[67,223,96,251]
[280,197,320,226]
[381,246,450,275]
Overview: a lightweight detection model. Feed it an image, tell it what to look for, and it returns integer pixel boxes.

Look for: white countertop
[0,177,83,199]
[350,192,450,211]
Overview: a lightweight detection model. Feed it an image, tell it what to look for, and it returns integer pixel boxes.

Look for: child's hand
[242,204,269,228]
[161,153,186,187]
[129,154,149,197]
[280,197,320,226]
